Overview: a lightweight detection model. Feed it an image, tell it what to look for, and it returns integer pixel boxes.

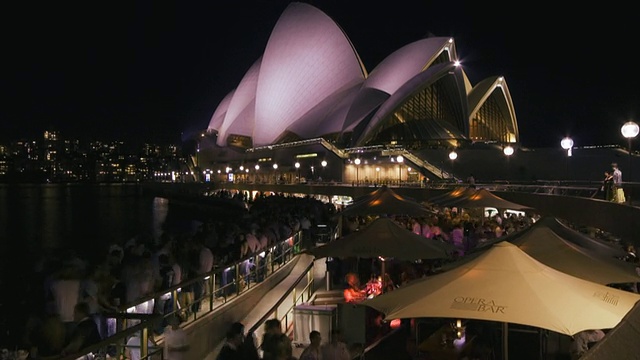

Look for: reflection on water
[0,183,179,348]
[0,183,168,268]
[152,197,170,240]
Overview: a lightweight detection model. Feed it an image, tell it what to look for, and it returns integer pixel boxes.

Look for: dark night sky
[1,1,638,148]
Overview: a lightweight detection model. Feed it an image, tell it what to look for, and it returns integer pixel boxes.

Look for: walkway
[203,253,326,360]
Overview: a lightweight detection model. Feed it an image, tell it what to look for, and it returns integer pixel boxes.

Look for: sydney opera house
[196,2,523,184]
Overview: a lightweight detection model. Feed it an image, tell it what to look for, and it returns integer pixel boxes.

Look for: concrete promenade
[203,254,326,360]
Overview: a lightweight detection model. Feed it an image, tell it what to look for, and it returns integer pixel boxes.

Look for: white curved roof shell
[207,89,235,132]
[342,37,455,132]
[216,58,261,146]
[252,2,366,146]
[364,37,455,94]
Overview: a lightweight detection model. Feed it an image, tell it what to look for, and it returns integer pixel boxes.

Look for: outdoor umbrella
[581,300,640,359]
[510,217,640,285]
[541,217,628,259]
[363,242,640,336]
[306,217,454,261]
[439,188,532,210]
[350,185,389,204]
[427,187,478,206]
[339,185,432,217]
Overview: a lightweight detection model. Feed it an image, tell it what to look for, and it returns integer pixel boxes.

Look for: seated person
[364,275,382,297]
[343,273,366,303]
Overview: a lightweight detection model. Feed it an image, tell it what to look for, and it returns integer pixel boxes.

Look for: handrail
[62,232,304,360]
[55,314,162,360]
[247,260,315,335]
[401,150,452,180]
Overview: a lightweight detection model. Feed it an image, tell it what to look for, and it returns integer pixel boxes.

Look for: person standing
[612,163,625,203]
[299,330,322,360]
[163,316,189,360]
[261,319,285,360]
[217,325,244,360]
[125,331,158,360]
[602,171,614,201]
[466,174,476,188]
[60,302,102,357]
[320,329,350,360]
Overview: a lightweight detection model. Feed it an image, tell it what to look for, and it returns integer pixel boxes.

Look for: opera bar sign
[594,291,620,306]
[450,297,507,314]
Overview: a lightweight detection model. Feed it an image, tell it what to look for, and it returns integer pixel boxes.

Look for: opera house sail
[200,2,519,181]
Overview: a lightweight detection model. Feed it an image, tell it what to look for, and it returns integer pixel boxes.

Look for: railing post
[172,289,178,317]
[292,288,297,308]
[141,327,148,360]
[235,263,241,296]
[209,274,214,312]
[271,249,275,274]
[307,268,312,299]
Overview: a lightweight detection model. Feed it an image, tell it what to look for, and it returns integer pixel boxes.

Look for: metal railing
[57,232,304,360]
[247,260,316,344]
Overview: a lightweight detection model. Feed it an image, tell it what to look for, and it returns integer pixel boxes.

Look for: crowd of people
[7,183,630,360]
[334,207,537,291]
[8,190,334,359]
[216,318,353,360]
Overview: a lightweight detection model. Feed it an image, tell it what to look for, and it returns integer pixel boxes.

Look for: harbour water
[0,183,171,348]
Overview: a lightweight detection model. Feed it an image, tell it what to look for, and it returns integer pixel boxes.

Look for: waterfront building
[196,2,519,185]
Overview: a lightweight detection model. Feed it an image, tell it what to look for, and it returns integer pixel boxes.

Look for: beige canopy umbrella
[440,188,532,210]
[581,300,640,359]
[427,186,478,206]
[364,242,640,336]
[510,217,640,285]
[307,217,454,261]
[339,185,432,217]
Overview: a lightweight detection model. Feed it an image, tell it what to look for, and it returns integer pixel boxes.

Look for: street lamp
[273,163,278,184]
[295,161,301,183]
[321,160,327,182]
[503,145,514,156]
[560,137,573,156]
[396,155,404,185]
[504,145,514,181]
[354,158,361,185]
[448,151,457,180]
[560,137,573,180]
[622,121,639,203]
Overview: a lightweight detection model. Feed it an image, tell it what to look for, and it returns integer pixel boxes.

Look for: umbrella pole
[502,322,509,360]
[381,259,386,294]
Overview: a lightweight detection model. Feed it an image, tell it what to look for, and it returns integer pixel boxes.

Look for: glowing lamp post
[622,121,639,203]
[354,158,361,185]
[273,163,278,184]
[321,160,327,182]
[448,150,457,180]
[503,145,514,157]
[295,161,301,183]
[396,155,404,185]
[561,137,574,157]
[560,137,573,180]
[504,145,514,180]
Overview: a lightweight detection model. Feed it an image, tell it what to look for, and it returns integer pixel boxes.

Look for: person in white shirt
[246,231,261,254]
[125,332,158,360]
[163,316,189,360]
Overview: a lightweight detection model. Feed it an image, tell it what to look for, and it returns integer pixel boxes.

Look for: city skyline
[2,1,638,148]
